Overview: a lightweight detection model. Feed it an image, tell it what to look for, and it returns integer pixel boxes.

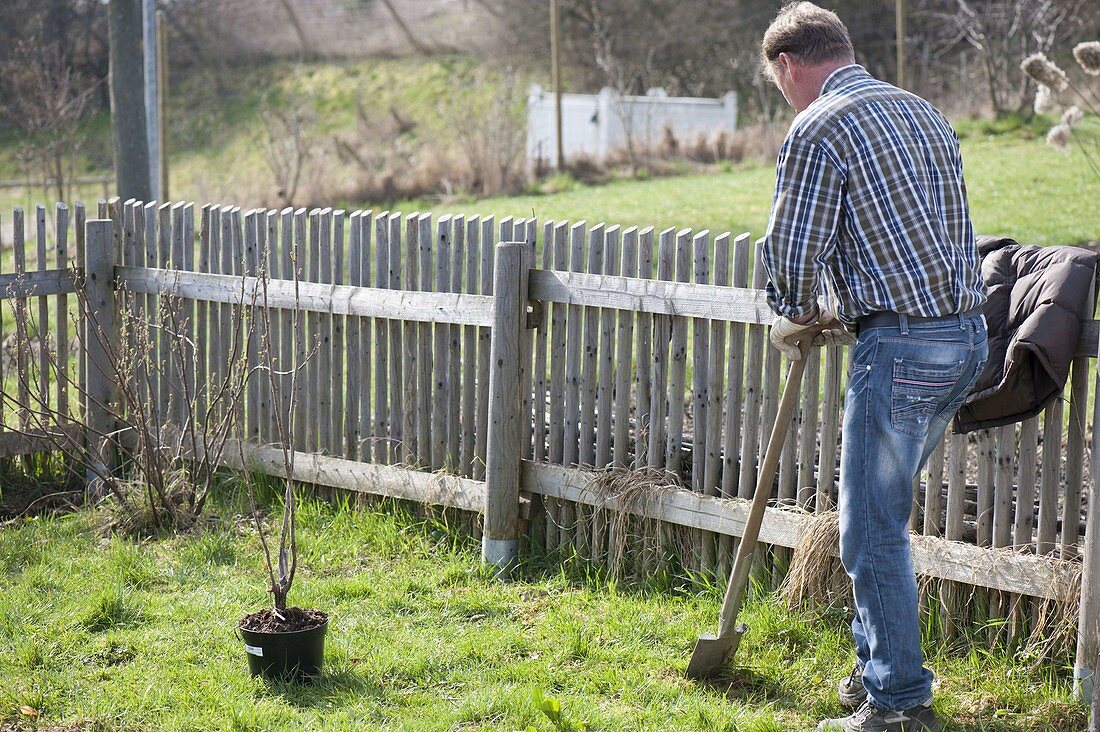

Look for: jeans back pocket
[890,358,965,437]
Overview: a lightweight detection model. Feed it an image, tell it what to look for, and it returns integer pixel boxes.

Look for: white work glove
[769,307,853,360]
[812,310,855,349]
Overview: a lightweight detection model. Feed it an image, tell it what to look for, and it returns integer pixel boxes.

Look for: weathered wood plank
[527,269,774,323]
[115,268,494,325]
[521,462,1076,600]
[0,424,84,458]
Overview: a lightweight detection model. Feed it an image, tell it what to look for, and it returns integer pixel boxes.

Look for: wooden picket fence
[1,197,1099,693]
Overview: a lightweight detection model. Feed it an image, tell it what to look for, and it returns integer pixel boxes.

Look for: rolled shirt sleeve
[762,134,845,320]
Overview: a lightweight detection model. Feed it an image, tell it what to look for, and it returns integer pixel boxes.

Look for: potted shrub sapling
[238,473,328,680]
[237,258,327,680]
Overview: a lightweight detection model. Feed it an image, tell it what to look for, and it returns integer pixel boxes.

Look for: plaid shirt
[762,65,986,324]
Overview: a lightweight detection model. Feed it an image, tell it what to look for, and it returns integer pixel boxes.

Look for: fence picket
[1015,417,1040,549]
[331,210,346,457]
[993,423,1015,548]
[976,429,995,546]
[691,230,711,493]
[244,210,261,444]
[796,350,821,508]
[922,434,946,536]
[533,221,554,465]
[474,217,495,481]
[665,229,691,476]
[722,236,750,499]
[817,345,842,512]
[450,215,465,471]
[403,212,421,464]
[346,211,362,459]
[703,233,728,496]
[579,223,604,468]
[55,203,70,422]
[462,216,480,477]
[35,205,49,424]
[318,209,335,454]
[648,228,674,469]
[373,212,390,464]
[432,215,452,471]
[14,207,31,429]
[563,221,586,469]
[75,202,86,428]
[738,246,766,499]
[613,227,638,467]
[159,202,174,427]
[596,225,619,469]
[292,209,308,448]
[633,227,654,469]
[417,213,434,468]
[1064,353,1090,558]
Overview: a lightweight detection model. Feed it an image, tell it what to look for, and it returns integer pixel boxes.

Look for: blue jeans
[840,312,987,711]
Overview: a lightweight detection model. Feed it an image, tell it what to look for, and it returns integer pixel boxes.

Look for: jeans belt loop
[898,312,909,335]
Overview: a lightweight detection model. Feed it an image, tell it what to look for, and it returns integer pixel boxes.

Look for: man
[758,3,988,731]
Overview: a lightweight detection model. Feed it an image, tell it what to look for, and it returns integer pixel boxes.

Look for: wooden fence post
[482,241,531,577]
[83,219,119,496]
[1075,282,1100,701]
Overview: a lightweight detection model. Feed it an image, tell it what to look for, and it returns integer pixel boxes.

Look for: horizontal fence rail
[1,197,1099,693]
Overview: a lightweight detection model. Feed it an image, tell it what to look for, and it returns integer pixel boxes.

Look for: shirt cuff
[766,285,818,321]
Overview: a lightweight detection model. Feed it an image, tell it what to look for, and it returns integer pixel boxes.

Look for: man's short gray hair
[761,2,854,78]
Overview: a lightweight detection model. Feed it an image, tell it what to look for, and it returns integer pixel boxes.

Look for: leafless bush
[327,100,429,203]
[0,41,97,203]
[4,257,265,535]
[258,92,316,208]
[439,67,528,197]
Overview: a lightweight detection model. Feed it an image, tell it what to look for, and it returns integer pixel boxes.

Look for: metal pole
[157,10,168,200]
[109,0,152,201]
[142,0,159,201]
[550,0,564,170]
[895,0,906,88]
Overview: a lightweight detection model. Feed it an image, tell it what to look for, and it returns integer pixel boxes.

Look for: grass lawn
[0,489,1084,731]
[398,131,1100,250]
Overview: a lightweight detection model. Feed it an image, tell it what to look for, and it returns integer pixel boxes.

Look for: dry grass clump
[585,466,693,582]
[781,510,850,610]
[780,510,1083,662]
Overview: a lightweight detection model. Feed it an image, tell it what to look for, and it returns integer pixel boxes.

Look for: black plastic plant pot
[238,618,328,681]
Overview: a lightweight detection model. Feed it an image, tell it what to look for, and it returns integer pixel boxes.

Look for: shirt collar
[821,64,869,94]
